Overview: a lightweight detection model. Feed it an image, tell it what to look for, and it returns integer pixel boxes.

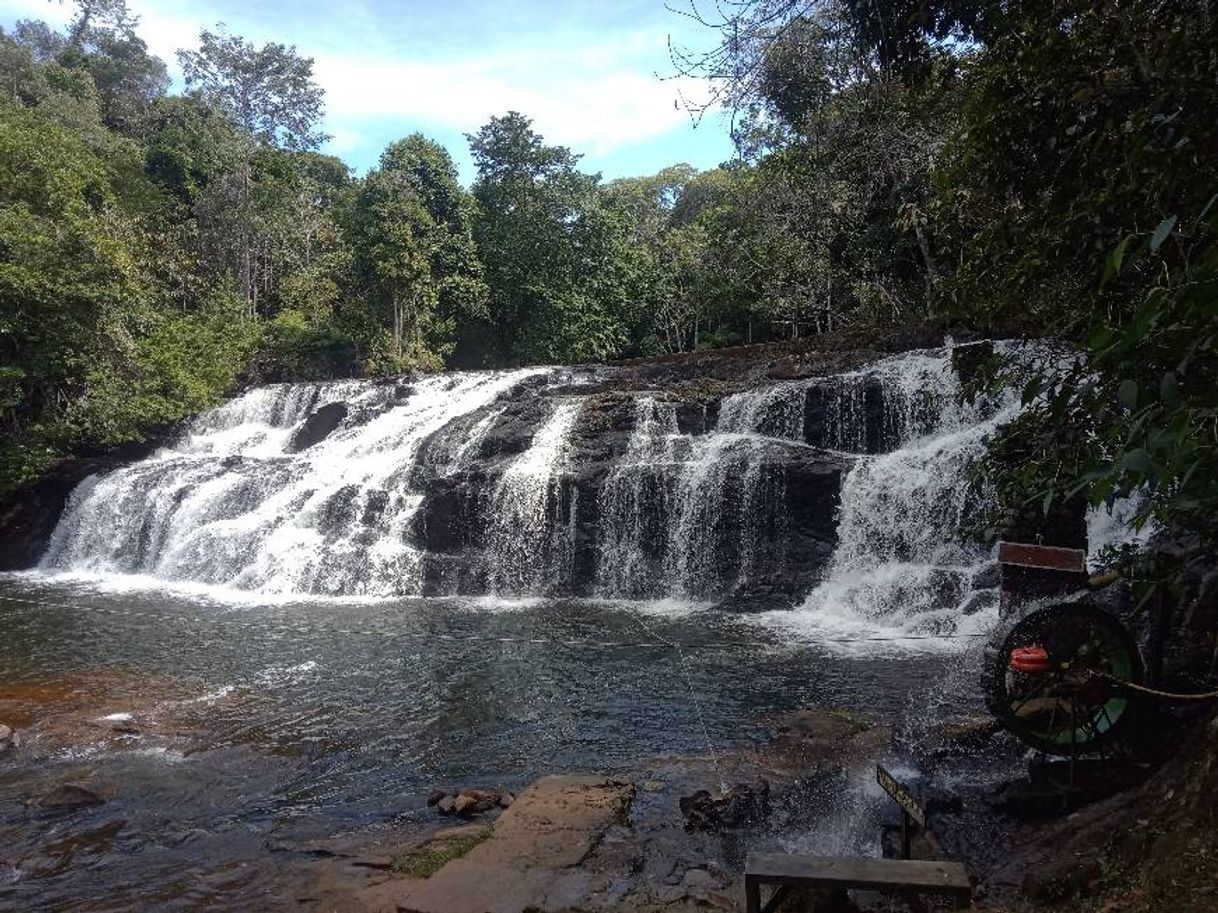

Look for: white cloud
[315,45,713,157]
[0,0,721,166]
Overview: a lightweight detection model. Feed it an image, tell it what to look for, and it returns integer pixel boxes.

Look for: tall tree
[176,27,327,315]
[177,27,326,151]
[467,112,637,364]
[49,1,169,136]
[350,135,487,370]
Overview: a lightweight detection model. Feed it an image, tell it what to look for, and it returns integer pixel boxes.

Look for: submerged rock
[31,784,107,810]
[678,780,770,832]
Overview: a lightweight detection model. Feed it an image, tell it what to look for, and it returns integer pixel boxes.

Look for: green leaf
[1160,371,1179,406]
[1118,378,1139,409]
[1149,215,1178,253]
[1121,448,1149,472]
[1102,235,1134,286]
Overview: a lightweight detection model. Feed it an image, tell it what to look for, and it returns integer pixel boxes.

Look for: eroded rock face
[288,401,348,452]
[4,327,985,605]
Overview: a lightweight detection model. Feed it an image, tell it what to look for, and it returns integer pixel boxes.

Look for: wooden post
[745,872,760,913]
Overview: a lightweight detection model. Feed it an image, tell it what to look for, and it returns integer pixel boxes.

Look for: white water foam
[40,370,545,597]
[752,347,1016,652]
[486,398,584,595]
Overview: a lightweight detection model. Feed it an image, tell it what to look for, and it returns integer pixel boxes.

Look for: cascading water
[596,396,684,598]
[42,370,545,596]
[760,348,1016,641]
[486,398,584,595]
[36,343,1016,624]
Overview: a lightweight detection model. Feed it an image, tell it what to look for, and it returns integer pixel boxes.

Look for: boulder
[951,339,994,386]
[971,563,1001,590]
[437,795,457,815]
[452,794,479,816]
[679,780,770,832]
[288,401,348,452]
[426,789,447,807]
[458,789,500,813]
[961,591,997,616]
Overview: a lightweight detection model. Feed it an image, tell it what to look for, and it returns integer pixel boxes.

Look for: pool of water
[0,573,996,911]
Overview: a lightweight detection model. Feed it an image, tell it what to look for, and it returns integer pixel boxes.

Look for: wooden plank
[745,854,971,895]
[876,765,926,828]
[998,541,1086,573]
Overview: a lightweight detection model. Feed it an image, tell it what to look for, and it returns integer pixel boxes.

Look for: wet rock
[765,705,888,777]
[961,590,996,616]
[381,774,634,913]
[426,789,447,807]
[971,563,1001,590]
[437,795,457,815]
[31,784,107,810]
[458,789,500,813]
[288,401,348,452]
[678,780,770,832]
[951,339,994,386]
[497,791,514,809]
[447,789,502,816]
[935,716,1002,749]
[0,724,14,752]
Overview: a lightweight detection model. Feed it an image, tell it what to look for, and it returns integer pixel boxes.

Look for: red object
[997,541,1087,573]
[1010,645,1052,674]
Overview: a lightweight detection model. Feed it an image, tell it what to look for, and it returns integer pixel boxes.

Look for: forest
[1,0,1216,549]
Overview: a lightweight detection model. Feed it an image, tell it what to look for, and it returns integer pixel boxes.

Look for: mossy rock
[391,826,492,878]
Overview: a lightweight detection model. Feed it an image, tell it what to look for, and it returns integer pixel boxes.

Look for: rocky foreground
[2,664,1216,912]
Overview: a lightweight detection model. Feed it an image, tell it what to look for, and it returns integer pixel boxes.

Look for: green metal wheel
[982,602,1144,756]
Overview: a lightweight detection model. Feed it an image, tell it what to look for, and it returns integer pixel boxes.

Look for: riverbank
[3,651,1215,912]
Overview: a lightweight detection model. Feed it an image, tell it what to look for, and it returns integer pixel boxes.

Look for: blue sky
[0,0,737,183]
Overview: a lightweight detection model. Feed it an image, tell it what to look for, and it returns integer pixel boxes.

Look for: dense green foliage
[3,0,1216,553]
[687,0,1218,547]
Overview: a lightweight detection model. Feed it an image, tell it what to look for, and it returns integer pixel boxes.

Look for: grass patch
[825,706,871,732]
[391,827,492,878]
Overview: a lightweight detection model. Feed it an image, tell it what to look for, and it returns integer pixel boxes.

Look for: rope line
[0,592,991,651]
[1100,673,1218,703]
[628,609,729,791]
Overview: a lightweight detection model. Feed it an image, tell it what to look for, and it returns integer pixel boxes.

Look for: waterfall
[596,397,684,598]
[34,343,1020,623]
[486,398,584,595]
[42,370,545,596]
[593,392,794,601]
[764,349,1014,640]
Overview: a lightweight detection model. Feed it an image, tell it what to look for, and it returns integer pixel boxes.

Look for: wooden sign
[997,541,1086,573]
[876,765,926,828]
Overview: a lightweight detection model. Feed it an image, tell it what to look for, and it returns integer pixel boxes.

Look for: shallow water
[0,573,994,911]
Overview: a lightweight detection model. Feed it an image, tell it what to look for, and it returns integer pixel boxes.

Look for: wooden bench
[744,853,972,913]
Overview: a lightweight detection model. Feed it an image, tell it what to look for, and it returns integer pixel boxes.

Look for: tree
[177,27,326,151]
[177,26,328,315]
[467,112,638,364]
[59,0,168,136]
[349,135,487,371]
